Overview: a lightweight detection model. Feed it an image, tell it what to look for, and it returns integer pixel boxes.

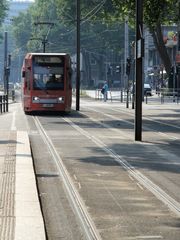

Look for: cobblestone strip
[0,132,16,240]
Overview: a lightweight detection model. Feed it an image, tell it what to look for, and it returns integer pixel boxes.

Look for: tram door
[23,60,32,110]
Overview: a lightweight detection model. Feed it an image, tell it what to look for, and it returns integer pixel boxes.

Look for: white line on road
[11,111,16,130]
[137,183,144,190]
[129,236,163,239]
[63,117,180,217]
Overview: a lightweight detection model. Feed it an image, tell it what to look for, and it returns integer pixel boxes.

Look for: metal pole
[177,1,180,94]
[124,17,129,89]
[144,27,149,83]
[0,96,2,113]
[42,35,46,53]
[135,0,144,141]
[4,31,8,94]
[76,0,80,111]
[173,62,176,102]
[43,41,46,53]
[126,74,129,108]
[132,60,135,109]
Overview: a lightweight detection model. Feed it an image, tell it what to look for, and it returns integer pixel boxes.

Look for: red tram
[22,53,72,113]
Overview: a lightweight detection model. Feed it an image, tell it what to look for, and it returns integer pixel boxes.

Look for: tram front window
[33,66,64,90]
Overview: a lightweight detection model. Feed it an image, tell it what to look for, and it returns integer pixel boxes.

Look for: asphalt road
[2,92,180,240]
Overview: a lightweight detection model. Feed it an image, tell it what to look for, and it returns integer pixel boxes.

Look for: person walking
[101,81,109,102]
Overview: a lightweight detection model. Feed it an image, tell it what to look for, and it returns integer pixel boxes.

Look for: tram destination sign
[34,56,63,64]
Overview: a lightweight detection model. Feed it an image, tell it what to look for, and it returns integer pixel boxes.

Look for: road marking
[125,236,163,239]
[34,116,102,240]
[137,183,144,190]
[78,182,81,189]
[128,174,134,181]
[63,117,180,217]
[135,236,163,239]
[11,111,16,130]
[158,131,178,140]
[83,104,180,140]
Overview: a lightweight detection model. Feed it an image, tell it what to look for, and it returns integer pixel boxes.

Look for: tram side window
[68,69,72,89]
[26,70,31,90]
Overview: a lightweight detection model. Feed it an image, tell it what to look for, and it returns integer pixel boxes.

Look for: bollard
[121,90,123,102]
[161,93,164,104]
[3,95,6,112]
[12,90,15,101]
[6,94,8,112]
[0,97,1,113]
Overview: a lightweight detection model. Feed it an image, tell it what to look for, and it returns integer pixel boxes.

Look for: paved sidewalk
[0,130,46,240]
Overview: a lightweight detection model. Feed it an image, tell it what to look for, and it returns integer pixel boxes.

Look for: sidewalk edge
[15,131,46,240]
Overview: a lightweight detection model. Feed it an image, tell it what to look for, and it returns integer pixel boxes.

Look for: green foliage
[11,0,178,73]
[11,0,127,56]
[0,0,8,40]
[0,0,8,24]
[13,11,33,52]
[111,0,178,30]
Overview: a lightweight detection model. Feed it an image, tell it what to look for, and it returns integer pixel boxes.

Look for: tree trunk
[82,50,92,86]
[151,22,171,75]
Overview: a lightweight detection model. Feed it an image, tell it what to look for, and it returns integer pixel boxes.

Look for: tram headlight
[58,96,64,103]
[32,96,40,103]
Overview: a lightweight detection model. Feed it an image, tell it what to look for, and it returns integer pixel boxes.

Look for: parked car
[144,83,152,96]
[130,83,152,96]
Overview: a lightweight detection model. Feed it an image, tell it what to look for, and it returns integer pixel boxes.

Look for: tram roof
[27,53,67,56]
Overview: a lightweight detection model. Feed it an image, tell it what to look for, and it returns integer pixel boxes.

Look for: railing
[160,91,179,104]
[145,88,180,104]
[95,89,128,102]
[0,94,8,113]
[88,89,180,105]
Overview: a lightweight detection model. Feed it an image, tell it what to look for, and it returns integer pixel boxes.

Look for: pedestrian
[101,81,109,102]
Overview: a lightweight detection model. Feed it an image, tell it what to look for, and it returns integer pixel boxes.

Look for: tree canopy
[11,0,179,80]
[0,0,8,23]
[0,0,8,39]
[53,0,178,75]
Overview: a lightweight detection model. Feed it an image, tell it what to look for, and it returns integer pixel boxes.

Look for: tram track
[62,116,180,217]
[33,116,102,240]
[81,104,180,141]
[33,110,180,218]
[29,106,180,239]
[23,95,180,239]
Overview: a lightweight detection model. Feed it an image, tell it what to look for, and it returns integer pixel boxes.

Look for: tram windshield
[33,56,64,90]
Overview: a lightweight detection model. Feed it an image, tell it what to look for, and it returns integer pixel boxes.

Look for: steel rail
[82,105,180,140]
[77,97,180,132]
[33,116,102,240]
[63,117,180,217]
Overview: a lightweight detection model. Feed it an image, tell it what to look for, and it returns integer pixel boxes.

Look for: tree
[12,0,178,85]
[0,0,8,39]
[111,0,178,75]
[13,11,33,53]
[0,0,8,23]
[56,0,178,76]
[58,0,177,76]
